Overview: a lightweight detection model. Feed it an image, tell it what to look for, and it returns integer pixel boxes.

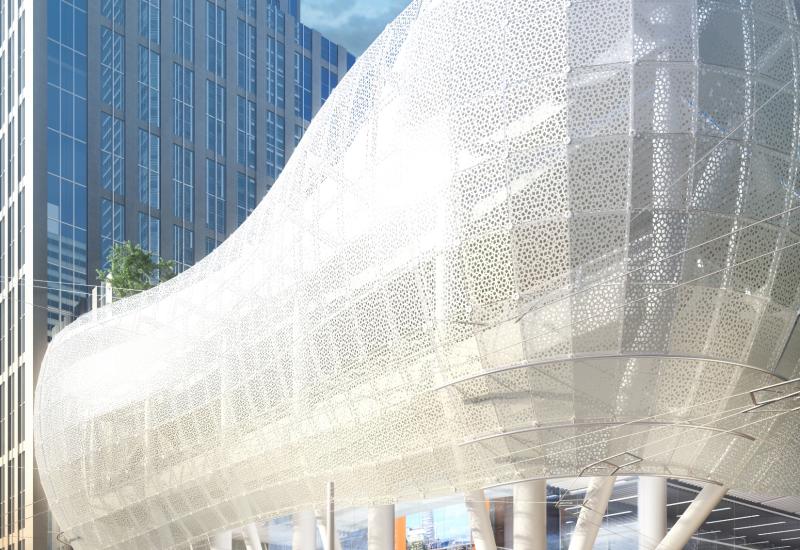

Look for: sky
[301,0,413,56]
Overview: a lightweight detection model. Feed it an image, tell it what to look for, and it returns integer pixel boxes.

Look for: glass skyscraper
[3,0,352,547]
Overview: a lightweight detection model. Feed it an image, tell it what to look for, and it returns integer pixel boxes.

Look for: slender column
[317,521,344,550]
[211,530,232,550]
[465,490,497,550]
[104,278,113,305]
[654,485,727,550]
[368,504,395,550]
[243,523,263,550]
[639,477,667,550]
[513,480,547,550]
[293,510,317,550]
[327,482,336,550]
[568,476,616,550]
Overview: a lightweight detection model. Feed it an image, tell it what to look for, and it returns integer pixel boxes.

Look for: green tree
[97,242,175,298]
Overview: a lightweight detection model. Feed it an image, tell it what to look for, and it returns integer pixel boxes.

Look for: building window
[8,33,13,114]
[101,0,124,24]
[173,63,194,141]
[100,199,124,267]
[266,111,285,179]
[0,385,3,455]
[100,113,125,195]
[16,369,23,445]
[295,22,312,51]
[205,159,225,235]
[172,144,194,223]
[237,19,256,93]
[320,67,338,105]
[267,36,285,109]
[205,237,217,255]
[238,0,255,18]
[18,14,24,94]
[236,96,256,169]
[294,124,303,146]
[236,172,255,227]
[139,0,160,44]
[47,0,90,338]
[0,53,4,127]
[17,102,24,181]
[206,80,225,156]
[100,27,125,110]
[172,225,194,272]
[294,53,312,122]
[289,0,298,17]
[138,46,160,126]
[138,212,160,257]
[267,1,285,35]
[347,52,356,70]
[173,0,194,62]
[7,456,12,534]
[6,290,11,364]
[6,270,10,366]
[206,2,226,78]
[138,129,160,209]
[17,191,24,271]
[0,219,3,294]
[321,36,338,66]
[16,452,23,529]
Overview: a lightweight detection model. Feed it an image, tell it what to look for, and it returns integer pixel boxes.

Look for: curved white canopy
[35,0,800,548]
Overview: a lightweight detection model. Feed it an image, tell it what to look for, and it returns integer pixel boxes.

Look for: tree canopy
[97,242,175,298]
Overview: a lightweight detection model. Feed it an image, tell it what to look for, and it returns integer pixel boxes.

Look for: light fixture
[705,514,760,524]
[757,528,800,536]
[667,499,695,507]
[608,495,637,503]
[734,521,786,531]
[678,507,732,518]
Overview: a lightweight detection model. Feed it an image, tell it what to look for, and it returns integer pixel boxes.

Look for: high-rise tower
[4,0,352,547]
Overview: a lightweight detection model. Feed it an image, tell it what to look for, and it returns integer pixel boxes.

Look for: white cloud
[301,0,411,55]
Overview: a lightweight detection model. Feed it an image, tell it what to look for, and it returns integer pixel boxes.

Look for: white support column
[639,477,667,550]
[317,522,344,550]
[465,490,497,550]
[654,485,727,550]
[293,510,317,550]
[513,480,547,550]
[104,278,113,305]
[243,523,263,550]
[211,530,233,550]
[327,482,336,550]
[368,504,395,550]
[568,476,616,550]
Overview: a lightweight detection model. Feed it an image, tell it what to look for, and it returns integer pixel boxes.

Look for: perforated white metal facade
[33,0,800,548]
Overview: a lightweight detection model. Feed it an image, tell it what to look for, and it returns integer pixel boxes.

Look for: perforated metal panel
[34,0,800,548]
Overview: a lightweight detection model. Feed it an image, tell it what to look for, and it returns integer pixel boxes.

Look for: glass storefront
[258,478,800,550]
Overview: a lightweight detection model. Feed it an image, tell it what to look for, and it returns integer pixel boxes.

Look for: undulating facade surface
[34,0,800,548]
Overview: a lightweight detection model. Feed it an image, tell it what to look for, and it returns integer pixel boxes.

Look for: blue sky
[301,0,412,56]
